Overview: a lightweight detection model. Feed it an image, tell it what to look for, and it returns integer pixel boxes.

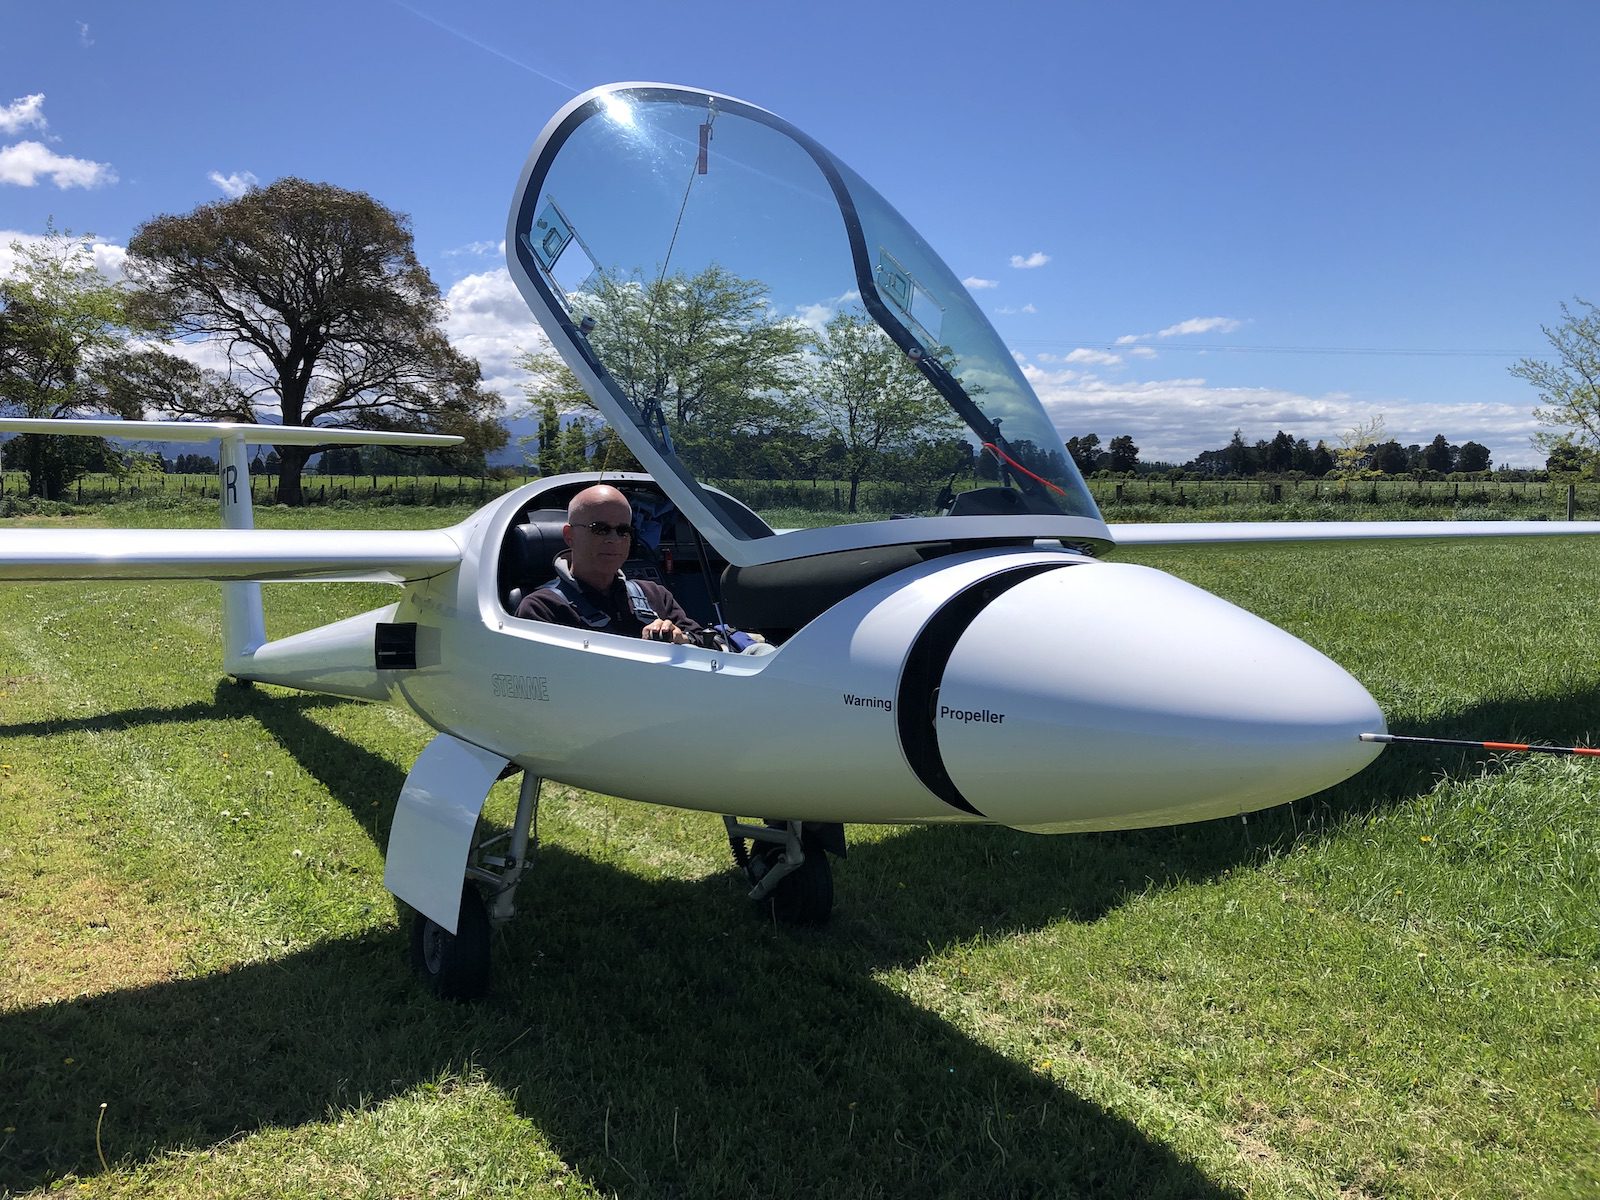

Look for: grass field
[8,468,1600,524]
[1,503,1598,1198]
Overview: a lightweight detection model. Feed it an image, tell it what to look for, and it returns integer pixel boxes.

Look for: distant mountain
[1,414,547,471]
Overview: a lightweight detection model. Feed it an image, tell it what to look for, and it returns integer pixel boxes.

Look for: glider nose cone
[933,563,1383,831]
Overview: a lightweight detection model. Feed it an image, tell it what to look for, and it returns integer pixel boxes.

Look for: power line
[1008,340,1539,359]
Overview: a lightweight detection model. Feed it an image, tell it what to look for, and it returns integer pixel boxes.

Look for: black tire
[751,840,833,926]
[409,886,492,1001]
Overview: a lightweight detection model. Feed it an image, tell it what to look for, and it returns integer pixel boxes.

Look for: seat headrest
[499,509,569,613]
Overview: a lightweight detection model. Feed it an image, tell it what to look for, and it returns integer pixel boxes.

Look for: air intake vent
[375,622,419,670]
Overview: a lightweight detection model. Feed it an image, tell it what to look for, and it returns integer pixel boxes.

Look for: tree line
[517,268,965,514]
[6,173,1597,505]
[1,181,504,502]
[1063,427,1495,480]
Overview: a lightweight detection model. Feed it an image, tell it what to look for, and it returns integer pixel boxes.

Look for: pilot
[515,484,710,645]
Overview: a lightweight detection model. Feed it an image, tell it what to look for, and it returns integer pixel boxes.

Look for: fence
[0,470,533,507]
[1086,477,1588,517]
[1,469,1592,520]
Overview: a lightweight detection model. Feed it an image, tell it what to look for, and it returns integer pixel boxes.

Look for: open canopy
[507,83,1109,566]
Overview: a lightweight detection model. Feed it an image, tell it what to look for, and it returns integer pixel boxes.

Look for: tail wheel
[409,885,492,1001]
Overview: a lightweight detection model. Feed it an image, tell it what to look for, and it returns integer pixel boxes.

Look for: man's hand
[642,618,692,644]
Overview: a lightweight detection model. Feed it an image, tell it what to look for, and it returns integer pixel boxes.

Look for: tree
[1334,415,1386,475]
[1544,436,1592,474]
[1107,434,1139,474]
[798,309,958,512]
[538,395,562,476]
[1066,433,1101,473]
[1456,441,1491,473]
[1310,440,1335,476]
[1422,433,1455,474]
[318,446,360,474]
[1223,429,1253,477]
[1371,440,1408,475]
[125,178,505,504]
[1265,430,1295,474]
[517,264,809,481]
[1511,298,1600,459]
[0,229,200,498]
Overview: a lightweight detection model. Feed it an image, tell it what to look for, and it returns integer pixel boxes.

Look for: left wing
[0,417,466,583]
[1110,520,1600,547]
[0,528,463,583]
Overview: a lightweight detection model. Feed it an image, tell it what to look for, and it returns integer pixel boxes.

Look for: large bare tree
[126,178,504,503]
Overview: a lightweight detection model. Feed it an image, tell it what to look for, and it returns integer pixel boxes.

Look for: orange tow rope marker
[1361,732,1600,758]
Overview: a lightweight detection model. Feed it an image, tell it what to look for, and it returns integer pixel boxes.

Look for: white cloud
[0,140,117,188]
[0,229,126,282]
[77,22,93,46]
[0,94,47,135]
[446,239,505,258]
[1054,347,1122,366]
[794,302,835,332]
[1009,251,1050,270]
[443,267,550,403]
[1158,316,1242,338]
[1021,366,1544,466]
[208,169,258,198]
[963,276,998,290]
[0,230,45,278]
[92,242,126,280]
[790,288,862,334]
[1112,316,1243,355]
[996,303,1037,315]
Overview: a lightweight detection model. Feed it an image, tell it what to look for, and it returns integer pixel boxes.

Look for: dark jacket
[515,555,710,645]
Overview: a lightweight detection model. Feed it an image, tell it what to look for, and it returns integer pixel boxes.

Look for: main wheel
[745,839,834,926]
[409,885,492,1000]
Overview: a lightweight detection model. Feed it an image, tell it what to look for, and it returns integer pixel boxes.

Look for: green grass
[2,506,1598,1197]
[12,469,1600,524]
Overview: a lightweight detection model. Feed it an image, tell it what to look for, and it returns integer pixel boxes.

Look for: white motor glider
[3,83,1595,999]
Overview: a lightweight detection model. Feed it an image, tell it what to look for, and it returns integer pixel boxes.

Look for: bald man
[515,484,709,645]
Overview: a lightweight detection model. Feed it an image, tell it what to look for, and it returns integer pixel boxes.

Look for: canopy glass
[510,85,1103,554]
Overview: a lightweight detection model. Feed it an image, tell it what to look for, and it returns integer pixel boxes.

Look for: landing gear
[725,818,845,926]
[410,885,491,1000]
[406,770,542,1001]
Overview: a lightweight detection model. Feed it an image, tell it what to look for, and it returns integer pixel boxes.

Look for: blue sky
[4,1,1596,466]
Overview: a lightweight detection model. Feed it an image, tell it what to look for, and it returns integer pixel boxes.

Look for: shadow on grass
[7,681,1597,1195]
[0,684,398,841]
[1,844,1242,1199]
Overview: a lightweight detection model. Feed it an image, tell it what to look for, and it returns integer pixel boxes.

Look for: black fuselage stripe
[895,563,1069,818]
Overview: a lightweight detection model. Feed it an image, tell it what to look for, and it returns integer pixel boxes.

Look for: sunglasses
[579,521,634,539]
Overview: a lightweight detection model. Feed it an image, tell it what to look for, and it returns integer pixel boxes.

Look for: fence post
[1568,483,1577,521]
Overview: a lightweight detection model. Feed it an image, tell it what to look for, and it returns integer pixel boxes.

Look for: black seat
[498,510,569,614]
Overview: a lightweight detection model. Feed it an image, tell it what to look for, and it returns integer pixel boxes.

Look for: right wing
[1110,520,1600,547]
